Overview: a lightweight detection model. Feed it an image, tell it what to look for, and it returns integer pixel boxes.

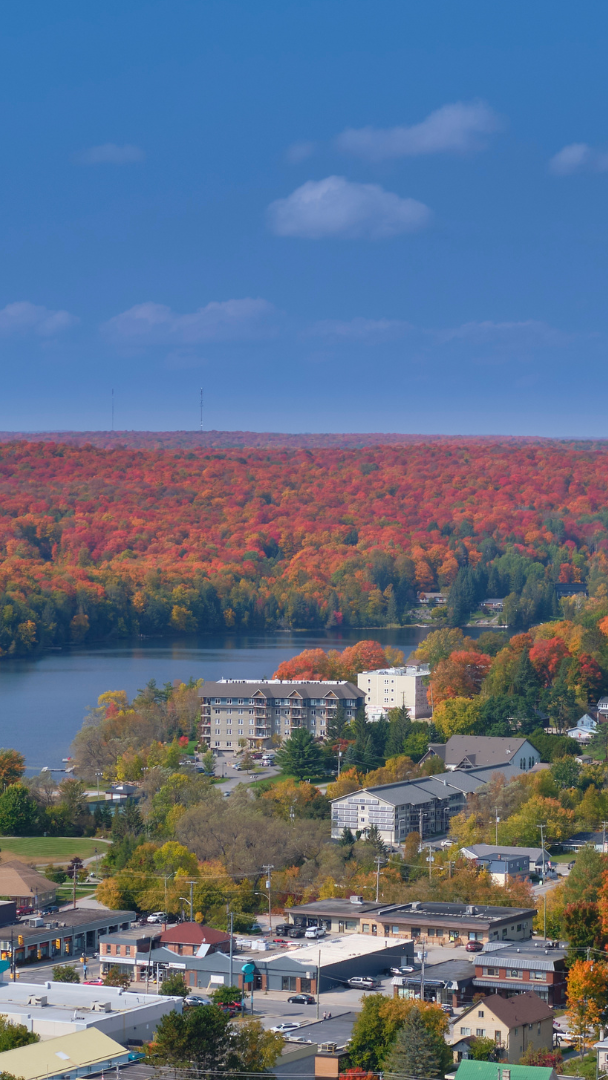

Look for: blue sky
[1,0,608,436]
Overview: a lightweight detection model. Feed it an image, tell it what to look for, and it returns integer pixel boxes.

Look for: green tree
[471,1036,502,1061]
[52,964,80,983]
[563,901,607,967]
[160,972,188,996]
[211,984,242,1005]
[385,706,411,758]
[347,995,392,1070]
[565,846,608,904]
[201,750,216,775]
[103,966,131,989]
[0,1016,39,1051]
[327,704,349,742]
[147,1005,232,1070]
[0,784,38,835]
[230,1019,284,1073]
[551,757,581,789]
[274,729,324,780]
[383,1007,450,1078]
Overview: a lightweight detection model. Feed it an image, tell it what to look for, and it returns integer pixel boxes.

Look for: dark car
[275,924,292,935]
[287,927,305,938]
[41,905,59,914]
[287,993,315,1005]
[465,940,484,952]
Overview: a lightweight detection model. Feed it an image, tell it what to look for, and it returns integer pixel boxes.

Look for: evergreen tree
[274,729,324,780]
[327,703,349,742]
[385,705,412,758]
[512,648,541,699]
[546,660,577,732]
[0,784,38,835]
[339,827,355,847]
[383,1007,449,1079]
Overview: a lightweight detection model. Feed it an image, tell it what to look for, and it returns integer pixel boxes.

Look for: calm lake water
[0,625,499,774]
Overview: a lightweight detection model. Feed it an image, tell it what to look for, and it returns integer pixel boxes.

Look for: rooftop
[0,861,56,894]
[160,922,231,946]
[0,980,181,1024]
[266,933,407,968]
[290,899,536,924]
[461,844,548,862]
[0,1028,129,1080]
[428,735,529,768]
[0,908,135,946]
[467,990,553,1026]
[454,1061,555,1080]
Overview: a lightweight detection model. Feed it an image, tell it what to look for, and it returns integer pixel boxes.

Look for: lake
[0,625,501,774]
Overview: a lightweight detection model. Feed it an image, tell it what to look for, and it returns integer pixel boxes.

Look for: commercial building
[454,992,554,1064]
[286,899,537,945]
[330,766,520,844]
[198,679,365,751]
[421,736,541,773]
[99,922,233,982]
[1,908,135,968]
[472,940,567,1006]
[0,1028,131,1080]
[159,922,232,955]
[0,862,56,911]
[471,852,530,885]
[0,979,182,1043]
[392,958,475,1007]
[357,665,431,719]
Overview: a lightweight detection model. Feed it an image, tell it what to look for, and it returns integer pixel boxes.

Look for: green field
[0,837,108,864]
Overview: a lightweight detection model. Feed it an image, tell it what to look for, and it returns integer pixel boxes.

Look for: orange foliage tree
[429,650,492,703]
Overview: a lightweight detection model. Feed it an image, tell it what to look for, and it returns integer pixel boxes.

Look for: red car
[465,940,484,952]
[83,979,104,985]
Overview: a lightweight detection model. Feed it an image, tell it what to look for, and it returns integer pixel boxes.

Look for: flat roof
[0,980,181,1022]
[0,909,135,946]
[0,1028,128,1080]
[291,900,536,924]
[266,933,407,968]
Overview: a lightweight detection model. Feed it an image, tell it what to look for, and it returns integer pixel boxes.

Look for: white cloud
[549,142,608,175]
[0,301,78,336]
[336,101,501,161]
[286,141,316,163]
[310,317,412,341]
[72,143,145,165]
[268,176,431,239]
[104,298,277,344]
[437,319,568,347]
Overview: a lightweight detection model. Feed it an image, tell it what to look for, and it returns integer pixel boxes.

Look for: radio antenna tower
[111,389,114,432]
[200,387,203,432]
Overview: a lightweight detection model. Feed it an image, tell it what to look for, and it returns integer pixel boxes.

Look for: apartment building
[198,679,365,751]
[357,665,432,719]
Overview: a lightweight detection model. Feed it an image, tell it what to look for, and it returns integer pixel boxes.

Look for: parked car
[567,860,576,870]
[147,911,169,924]
[183,994,212,1008]
[287,993,316,1005]
[389,965,415,976]
[232,763,242,770]
[348,976,379,990]
[271,1022,301,1033]
[16,906,33,917]
[287,928,305,938]
[41,905,59,914]
[304,927,326,939]
[465,940,484,952]
[274,923,292,935]
[83,979,104,986]
[441,1004,454,1015]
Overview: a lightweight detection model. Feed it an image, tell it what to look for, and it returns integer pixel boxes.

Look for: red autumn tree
[529,637,569,687]
[429,650,492,703]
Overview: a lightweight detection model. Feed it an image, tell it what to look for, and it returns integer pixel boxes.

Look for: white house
[566,713,598,744]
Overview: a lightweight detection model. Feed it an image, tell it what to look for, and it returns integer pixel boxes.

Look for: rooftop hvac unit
[27,995,47,1007]
[349,895,363,905]
[319,1043,338,1053]
[91,1001,112,1012]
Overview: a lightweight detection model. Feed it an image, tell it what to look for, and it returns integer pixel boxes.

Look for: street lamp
[179,897,193,921]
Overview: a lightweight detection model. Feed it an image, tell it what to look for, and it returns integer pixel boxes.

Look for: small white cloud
[104,298,277,344]
[437,319,567,347]
[310,317,413,341]
[268,176,431,239]
[336,101,501,161]
[549,142,608,175]
[72,143,145,165]
[0,301,78,336]
[286,141,316,163]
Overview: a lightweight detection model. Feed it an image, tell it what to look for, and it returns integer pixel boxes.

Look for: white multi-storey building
[198,679,365,751]
[357,664,431,719]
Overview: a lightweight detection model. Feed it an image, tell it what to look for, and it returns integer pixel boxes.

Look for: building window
[460,1027,471,1036]
[477,1011,484,1018]
[391,925,400,934]
[495,1032,502,1045]
[476,1028,486,1037]
[508,970,523,979]
[427,928,435,936]
[282,976,297,991]
[484,968,499,976]
[531,971,546,980]
[362,923,369,933]
[125,946,131,955]
[411,927,421,937]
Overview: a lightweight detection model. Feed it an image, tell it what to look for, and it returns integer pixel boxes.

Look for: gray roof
[400,958,475,986]
[198,680,364,701]
[331,769,492,809]
[429,735,529,768]
[290,899,536,925]
[462,845,548,863]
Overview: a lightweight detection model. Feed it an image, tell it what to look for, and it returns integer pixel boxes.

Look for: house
[453,991,554,1064]
[595,1037,608,1075]
[421,736,541,773]
[555,583,587,600]
[286,899,537,945]
[330,766,527,845]
[454,1061,556,1080]
[0,1029,131,1080]
[567,713,598,743]
[0,862,57,911]
[473,852,530,885]
[480,599,505,611]
[472,940,568,1006]
[159,922,232,955]
[460,846,552,878]
[357,665,432,720]
[562,829,608,852]
[597,697,608,717]
[392,957,475,1007]
[418,592,447,605]
[198,679,365,751]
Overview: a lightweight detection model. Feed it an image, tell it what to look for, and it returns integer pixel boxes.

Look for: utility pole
[263,865,274,931]
[495,807,500,846]
[337,751,342,777]
[419,808,424,845]
[418,946,427,1003]
[316,947,321,1020]
[427,846,434,882]
[229,910,234,988]
[145,936,150,994]
[543,893,547,943]
[537,824,547,882]
[602,821,608,854]
[374,857,383,902]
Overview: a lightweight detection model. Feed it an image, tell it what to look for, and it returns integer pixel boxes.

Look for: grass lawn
[561,1051,596,1078]
[0,837,108,865]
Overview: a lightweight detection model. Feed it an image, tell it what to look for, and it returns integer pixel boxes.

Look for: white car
[147,911,168,924]
[304,927,326,938]
[271,1022,301,1033]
